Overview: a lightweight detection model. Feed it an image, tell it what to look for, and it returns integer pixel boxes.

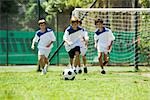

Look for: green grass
[0,66,150,100]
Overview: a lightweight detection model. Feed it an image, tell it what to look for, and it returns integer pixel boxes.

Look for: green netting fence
[0,30,148,65]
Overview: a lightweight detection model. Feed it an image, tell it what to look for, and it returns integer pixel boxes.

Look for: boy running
[78,20,89,73]
[94,19,115,74]
[31,19,56,75]
[63,16,84,74]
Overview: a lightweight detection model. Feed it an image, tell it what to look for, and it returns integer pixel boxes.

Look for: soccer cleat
[83,67,88,73]
[101,70,106,74]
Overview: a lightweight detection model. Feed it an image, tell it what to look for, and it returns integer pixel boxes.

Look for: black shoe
[83,67,88,73]
[36,69,42,72]
[78,69,82,74]
[101,70,106,74]
[103,61,108,66]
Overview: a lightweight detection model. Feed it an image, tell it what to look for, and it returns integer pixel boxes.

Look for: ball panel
[62,71,65,75]
[68,71,72,75]
[70,76,75,80]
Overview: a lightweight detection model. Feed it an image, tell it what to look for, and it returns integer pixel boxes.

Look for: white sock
[44,64,48,71]
[41,68,44,73]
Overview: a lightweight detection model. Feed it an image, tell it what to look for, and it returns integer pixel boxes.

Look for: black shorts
[68,46,80,58]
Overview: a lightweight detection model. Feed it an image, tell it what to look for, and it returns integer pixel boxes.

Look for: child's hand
[107,45,111,50]
[46,44,51,48]
[31,44,34,50]
[68,42,73,46]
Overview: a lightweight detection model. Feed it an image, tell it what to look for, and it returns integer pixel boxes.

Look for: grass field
[0,66,150,100]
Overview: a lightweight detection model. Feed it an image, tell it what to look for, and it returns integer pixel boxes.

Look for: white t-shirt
[94,27,115,52]
[33,28,56,50]
[63,26,84,52]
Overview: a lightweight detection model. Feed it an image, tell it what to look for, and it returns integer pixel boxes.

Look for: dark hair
[38,18,46,25]
[95,19,103,25]
[71,20,78,24]
[78,20,82,25]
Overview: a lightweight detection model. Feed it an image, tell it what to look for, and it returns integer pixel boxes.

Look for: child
[31,18,56,75]
[63,16,84,74]
[94,19,115,74]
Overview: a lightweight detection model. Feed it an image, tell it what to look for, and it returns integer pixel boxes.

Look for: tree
[138,0,150,65]
[41,0,94,20]
[0,0,18,14]
[139,0,150,7]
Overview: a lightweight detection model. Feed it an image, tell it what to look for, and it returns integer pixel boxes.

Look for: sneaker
[41,69,46,75]
[101,70,106,74]
[83,67,88,73]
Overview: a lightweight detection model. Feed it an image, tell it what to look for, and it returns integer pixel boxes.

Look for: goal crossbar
[74,8,150,12]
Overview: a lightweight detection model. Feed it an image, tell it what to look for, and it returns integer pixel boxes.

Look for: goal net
[72,8,150,65]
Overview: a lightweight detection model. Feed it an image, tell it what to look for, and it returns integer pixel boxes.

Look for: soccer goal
[72,8,150,65]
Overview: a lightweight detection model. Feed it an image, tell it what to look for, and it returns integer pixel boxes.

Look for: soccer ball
[62,68,76,80]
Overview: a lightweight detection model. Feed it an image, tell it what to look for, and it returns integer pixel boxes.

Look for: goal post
[73,8,150,67]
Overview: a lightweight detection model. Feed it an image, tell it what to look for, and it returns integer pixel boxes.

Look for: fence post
[6,13,9,66]
[37,0,41,19]
[134,12,139,71]
[56,12,59,65]
[134,0,139,71]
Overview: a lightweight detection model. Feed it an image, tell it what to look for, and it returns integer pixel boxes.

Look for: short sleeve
[33,34,39,43]
[50,31,56,41]
[63,30,69,41]
[94,34,98,42]
[109,30,115,41]
[84,31,89,41]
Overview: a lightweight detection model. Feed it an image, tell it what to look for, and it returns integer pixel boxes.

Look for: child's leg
[82,55,86,67]
[70,58,74,67]
[98,52,106,74]
[68,49,75,68]
[39,55,45,69]
[103,53,109,66]
[98,52,103,69]
[37,62,42,72]
[74,51,80,67]
[74,51,82,74]
[44,57,49,71]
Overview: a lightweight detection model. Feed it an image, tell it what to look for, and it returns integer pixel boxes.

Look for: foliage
[139,0,150,7]
[0,0,18,14]
[138,0,150,64]
[41,0,94,23]
[139,14,150,64]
